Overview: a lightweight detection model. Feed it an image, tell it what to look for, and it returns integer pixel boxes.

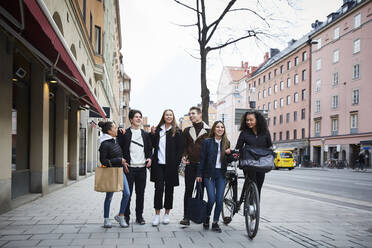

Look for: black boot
[212,222,222,233]
[203,217,210,229]
[179,218,190,226]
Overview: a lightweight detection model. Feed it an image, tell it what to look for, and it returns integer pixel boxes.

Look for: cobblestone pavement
[0,172,372,248]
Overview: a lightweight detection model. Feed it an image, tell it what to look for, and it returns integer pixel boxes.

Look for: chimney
[270,48,280,58]
[264,52,269,61]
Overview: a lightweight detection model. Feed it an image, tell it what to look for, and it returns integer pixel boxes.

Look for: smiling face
[131,113,142,128]
[189,109,202,123]
[214,122,225,138]
[245,114,257,129]
[163,110,174,125]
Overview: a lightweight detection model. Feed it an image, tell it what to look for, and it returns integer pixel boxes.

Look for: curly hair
[239,110,268,135]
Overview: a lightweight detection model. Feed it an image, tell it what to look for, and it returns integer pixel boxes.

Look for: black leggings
[244,170,265,198]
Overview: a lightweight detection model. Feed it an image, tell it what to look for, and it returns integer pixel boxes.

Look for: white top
[158,124,172,165]
[215,139,222,169]
[130,128,146,167]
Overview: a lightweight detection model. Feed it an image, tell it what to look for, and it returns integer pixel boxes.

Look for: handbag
[239,145,275,173]
[94,167,124,192]
[187,182,207,224]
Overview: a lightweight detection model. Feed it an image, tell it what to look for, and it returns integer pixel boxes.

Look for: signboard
[89,107,111,118]
[234,108,268,125]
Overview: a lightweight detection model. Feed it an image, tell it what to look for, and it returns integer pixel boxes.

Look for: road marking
[265,183,372,208]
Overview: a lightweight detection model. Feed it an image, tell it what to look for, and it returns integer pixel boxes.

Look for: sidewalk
[0,174,372,248]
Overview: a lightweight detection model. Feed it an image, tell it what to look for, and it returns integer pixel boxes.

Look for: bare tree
[174,0,274,124]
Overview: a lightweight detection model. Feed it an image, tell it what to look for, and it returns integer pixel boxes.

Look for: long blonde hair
[156,109,178,136]
[209,121,230,161]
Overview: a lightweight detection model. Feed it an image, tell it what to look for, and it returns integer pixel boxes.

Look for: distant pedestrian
[117,109,152,225]
[359,150,367,171]
[196,121,235,233]
[98,121,130,228]
[150,109,184,226]
[236,110,272,198]
[180,106,210,226]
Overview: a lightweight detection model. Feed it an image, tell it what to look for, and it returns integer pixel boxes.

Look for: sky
[120,0,343,126]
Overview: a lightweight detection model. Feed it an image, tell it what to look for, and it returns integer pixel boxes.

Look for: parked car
[274,150,294,170]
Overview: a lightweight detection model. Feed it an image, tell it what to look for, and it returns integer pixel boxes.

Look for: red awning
[19,1,106,118]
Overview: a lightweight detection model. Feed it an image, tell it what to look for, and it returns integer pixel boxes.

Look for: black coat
[117,128,152,165]
[150,127,184,186]
[99,139,123,167]
[236,129,273,150]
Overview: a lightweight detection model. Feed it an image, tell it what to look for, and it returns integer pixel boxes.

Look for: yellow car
[274,150,295,170]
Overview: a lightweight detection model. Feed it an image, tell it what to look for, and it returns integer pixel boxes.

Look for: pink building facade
[309,0,372,167]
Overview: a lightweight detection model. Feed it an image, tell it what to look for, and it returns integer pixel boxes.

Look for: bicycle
[221,161,260,239]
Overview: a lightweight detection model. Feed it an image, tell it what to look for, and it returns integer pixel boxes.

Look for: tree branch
[207,30,260,51]
[228,8,269,27]
[196,0,201,43]
[171,21,198,27]
[173,0,201,13]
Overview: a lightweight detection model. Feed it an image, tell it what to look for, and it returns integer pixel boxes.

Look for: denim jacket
[197,138,234,179]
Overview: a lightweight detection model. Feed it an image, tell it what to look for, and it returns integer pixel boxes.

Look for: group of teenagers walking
[98,106,272,233]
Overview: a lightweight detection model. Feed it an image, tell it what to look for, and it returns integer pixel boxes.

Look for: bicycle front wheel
[244,182,260,239]
[222,182,235,225]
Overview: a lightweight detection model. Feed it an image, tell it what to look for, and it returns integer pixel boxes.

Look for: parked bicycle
[221,161,260,239]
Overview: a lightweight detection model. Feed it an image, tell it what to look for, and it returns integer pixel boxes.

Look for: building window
[294,111,298,122]
[280,98,284,108]
[295,57,299,66]
[263,89,267,98]
[279,132,283,141]
[89,12,93,42]
[334,27,340,40]
[331,118,339,133]
[286,95,291,105]
[258,78,261,85]
[301,108,305,120]
[353,39,360,54]
[82,0,86,23]
[287,78,291,88]
[301,128,305,139]
[280,65,284,74]
[268,102,271,111]
[332,72,339,86]
[351,113,358,129]
[354,13,361,29]
[294,74,299,84]
[280,81,284,91]
[317,38,322,49]
[316,58,322,71]
[273,132,276,141]
[274,84,278,93]
[315,120,321,135]
[268,72,271,80]
[333,50,339,63]
[286,131,290,140]
[332,95,339,109]
[294,92,299,103]
[353,64,360,79]
[315,100,321,113]
[293,129,297,140]
[258,91,262,100]
[352,89,360,105]
[280,114,283,124]
[263,75,266,82]
[273,116,277,126]
[302,89,306,101]
[302,69,306,81]
[268,87,272,96]
[302,51,307,61]
[287,61,292,70]
[94,26,102,54]
[263,104,266,110]
[286,113,290,123]
[254,81,256,87]
[274,69,277,76]
[267,118,270,127]
[274,100,278,109]
[315,80,321,92]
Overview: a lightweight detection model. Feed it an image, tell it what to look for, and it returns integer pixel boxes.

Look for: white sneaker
[162,214,170,225]
[103,218,112,228]
[152,215,160,226]
[114,215,128,228]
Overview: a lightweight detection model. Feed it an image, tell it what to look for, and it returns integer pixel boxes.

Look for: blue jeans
[204,169,226,223]
[104,173,130,218]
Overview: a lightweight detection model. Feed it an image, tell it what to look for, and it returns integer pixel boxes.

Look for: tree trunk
[200,49,210,125]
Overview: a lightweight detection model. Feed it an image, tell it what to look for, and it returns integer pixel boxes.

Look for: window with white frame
[302,51,307,61]
[332,95,339,109]
[331,118,339,132]
[350,112,358,129]
[280,98,284,107]
[287,61,292,70]
[262,104,265,110]
[317,38,322,49]
[302,89,306,100]
[353,64,360,79]
[268,87,272,96]
[352,89,359,105]
[353,39,360,54]
[294,74,299,84]
[280,81,284,90]
[287,95,291,105]
[258,91,262,100]
[302,69,306,81]
[332,72,339,86]
[316,58,322,70]
[294,92,299,103]
[315,120,321,134]
[315,80,321,92]
[263,89,267,98]
[334,27,340,40]
[315,100,321,113]
[274,84,278,93]
[354,13,361,28]
[287,78,291,88]
[333,50,339,63]
[295,57,299,66]
[274,100,278,109]
[268,102,271,111]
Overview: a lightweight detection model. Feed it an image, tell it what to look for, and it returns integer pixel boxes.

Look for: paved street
[1,169,372,248]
